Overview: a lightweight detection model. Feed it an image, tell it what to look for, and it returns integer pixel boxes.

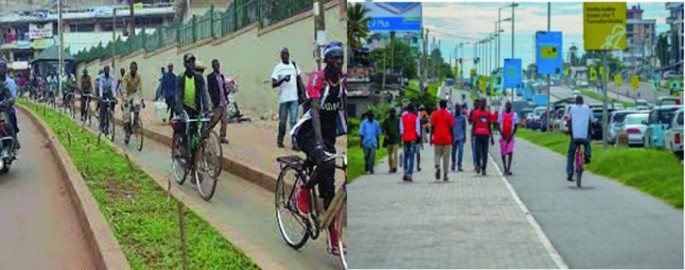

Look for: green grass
[348,133,388,183]
[579,89,635,108]
[19,100,259,269]
[407,79,440,97]
[516,128,684,209]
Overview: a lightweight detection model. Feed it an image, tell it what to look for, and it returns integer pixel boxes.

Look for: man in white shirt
[566,95,593,181]
[271,47,302,148]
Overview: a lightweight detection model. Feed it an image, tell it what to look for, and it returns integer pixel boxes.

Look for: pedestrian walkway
[347,88,562,268]
[488,134,684,268]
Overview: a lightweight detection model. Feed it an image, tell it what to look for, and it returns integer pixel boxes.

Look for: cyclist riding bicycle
[0,59,19,149]
[97,66,117,133]
[62,70,76,108]
[172,53,211,158]
[80,69,94,121]
[122,62,145,144]
[291,41,346,253]
[566,95,593,181]
[47,72,58,102]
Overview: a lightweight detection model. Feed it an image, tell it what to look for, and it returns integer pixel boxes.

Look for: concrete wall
[78,2,345,119]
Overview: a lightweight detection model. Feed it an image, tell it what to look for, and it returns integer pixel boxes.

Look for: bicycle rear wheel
[576,167,583,188]
[171,133,188,185]
[575,148,583,188]
[275,166,310,249]
[108,111,116,142]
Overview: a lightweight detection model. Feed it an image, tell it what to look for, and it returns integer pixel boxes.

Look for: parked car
[615,114,650,146]
[572,90,582,98]
[612,103,625,110]
[532,106,547,130]
[643,105,682,149]
[662,70,680,80]
[608,110,639,144]
[576,80,589,87]
[664,109,684,159]
[635,99,649,108]
[656,96,680,106]
[520,109,533,127]
[590,108,616,140]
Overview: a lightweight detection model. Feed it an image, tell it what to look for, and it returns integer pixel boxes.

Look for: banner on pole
[583,2,628,51]
[536,31,563,75]
[614,74,622,86]
[503,58,522,89]
[630,75,639,90]
[589,67,598,81]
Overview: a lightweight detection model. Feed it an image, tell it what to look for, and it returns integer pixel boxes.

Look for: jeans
[165,96,176,120]
[278,101,298,145]
[403,142,416,176]
[471,138,477,167]
[363,146,376,173]
[98,96,114,132]
[474,135,490,170]
[451,139,464,169]
[566,139,591,175]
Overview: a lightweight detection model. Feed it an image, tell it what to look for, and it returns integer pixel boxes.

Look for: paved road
[78,113,336,269]
[0,110,96,269]
[488,131,683,268]
[606,81,682,105]
[347,88,561,269]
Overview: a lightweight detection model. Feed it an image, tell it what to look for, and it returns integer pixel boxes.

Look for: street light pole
[512,2,517,59]
[58,0,63,96]
[546,2,552,133]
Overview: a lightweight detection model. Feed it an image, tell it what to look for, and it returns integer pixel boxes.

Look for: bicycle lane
[78,115,339,269]
[488,135,683,268]
[0,111,96,269]
[347,88,562,269]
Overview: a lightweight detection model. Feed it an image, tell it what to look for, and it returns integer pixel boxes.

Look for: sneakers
[277,142,285,148]
[296,187,310,215]
[584,156,591,164]
[328,227,340,253]
[567,174,574,181]
[475,166,481,174]
[443,174,448,182]
[435,167,440,180]
[458,168,463,172]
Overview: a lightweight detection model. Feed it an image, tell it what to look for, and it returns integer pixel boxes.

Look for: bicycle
[63,91,76,119]
[572,139,586,188]
[170,113,223,201]
[123,98,144,151]
[97,98,117,143]
[81,93,94,130]
[275,151,347,269]
[46,91,57,110]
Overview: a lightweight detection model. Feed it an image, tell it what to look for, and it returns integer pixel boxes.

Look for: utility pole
[546,2,551,133]
[129,0,135,36]
[58,0,63,96]
[112,4,116,75]
[314,0,326,70]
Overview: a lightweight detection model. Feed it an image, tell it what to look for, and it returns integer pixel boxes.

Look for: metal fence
[75,0,330,64]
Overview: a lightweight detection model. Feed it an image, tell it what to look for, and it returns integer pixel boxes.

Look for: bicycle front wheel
[336,201,348,270]
[195,140,218,201]
[133,114,144,151]
[171,133,188,185]
[275,166,309,249]
[204,131,223,178]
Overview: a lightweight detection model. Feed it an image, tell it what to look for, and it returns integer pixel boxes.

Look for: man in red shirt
[400,103,422,182]
[498,101,518,175]
[430,99,455,181]
[468,99,480,171]
[471,98,495,175]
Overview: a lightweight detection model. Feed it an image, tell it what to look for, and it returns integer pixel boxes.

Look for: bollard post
[177,201,189,270]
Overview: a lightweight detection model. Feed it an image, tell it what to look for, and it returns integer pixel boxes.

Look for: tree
[347,4,371,49]
[657,33,670,68]
[368,39,418,79]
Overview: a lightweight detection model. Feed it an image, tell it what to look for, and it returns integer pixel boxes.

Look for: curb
[77,103,279,192]
[17,103,130,270]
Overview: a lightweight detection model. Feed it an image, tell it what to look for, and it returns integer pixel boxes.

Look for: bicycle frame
[99,98,116,133]
[306,153,347,239]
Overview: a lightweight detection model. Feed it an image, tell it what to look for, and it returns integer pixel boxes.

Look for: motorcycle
[0,114,17,174]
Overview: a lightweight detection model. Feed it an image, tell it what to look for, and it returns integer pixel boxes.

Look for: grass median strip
[20,100,259,269]
[579,89,635,108]
[516,128,683,209]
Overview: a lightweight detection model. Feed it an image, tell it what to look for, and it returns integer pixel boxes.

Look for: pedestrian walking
[491,109,499,135]
[400,103,422,182]
[382,107,400,173]
[154,67,165,101]
[451,104,467,172]
[498,101,518,175]
[206,59,230,144]
[360,111,382,174]
[161,63,176,122]
[271,47,301,148]
[468,99,480,171]
[471,98,494,175]
[430,99,454,181]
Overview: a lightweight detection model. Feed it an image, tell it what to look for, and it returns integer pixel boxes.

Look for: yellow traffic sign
[589,67,598,81]
[583,2,627,51]
[454,67,459,76]
[630,75,639,90]
[599,66,604,75]
[470,69,477,77]
[565,68,570,76]
[614,74,622,86]
[478,76,488,92]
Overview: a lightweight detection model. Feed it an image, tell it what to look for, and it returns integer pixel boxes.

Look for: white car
[664,109,684,159]
[608,110,639,144]
[572,90,582,97]
[616,113,650,146]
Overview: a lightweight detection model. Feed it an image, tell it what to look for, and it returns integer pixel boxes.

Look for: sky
[416,2,673,74]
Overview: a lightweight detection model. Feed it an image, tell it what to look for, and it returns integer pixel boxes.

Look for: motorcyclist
[0,59,19,149]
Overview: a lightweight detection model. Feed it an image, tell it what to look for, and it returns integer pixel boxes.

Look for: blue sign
[516,87,523,96]
[536,31,563,75]
[534,94,548,106]
[524,90,533,101]
[364,2,422,32]
[503,58,522,89]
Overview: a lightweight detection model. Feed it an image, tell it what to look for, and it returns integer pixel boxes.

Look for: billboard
[536,31,562,75]
[364,2,422,32]
[29,23,53,39]
[583,2,627,51]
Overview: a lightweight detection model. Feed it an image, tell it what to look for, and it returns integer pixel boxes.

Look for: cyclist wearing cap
[172,53,211,155]
[122,61,145,144]
[291,41,346,253]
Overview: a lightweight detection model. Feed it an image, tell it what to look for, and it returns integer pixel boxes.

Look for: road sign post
[583,2,627,149]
